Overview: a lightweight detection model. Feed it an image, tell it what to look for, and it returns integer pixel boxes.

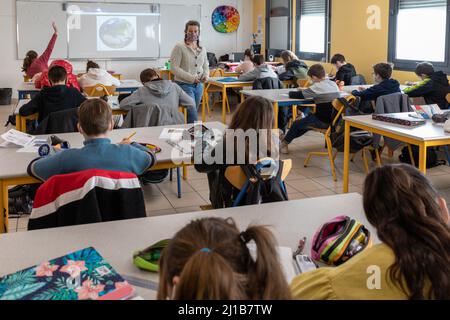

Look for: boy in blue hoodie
[352,63,400,102]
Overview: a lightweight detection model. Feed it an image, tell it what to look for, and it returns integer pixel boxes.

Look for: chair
[84,84,117,97]
[303,96,380,181]
[350,75,367,85]
[28,169,146,230]
[203,68,231,117]
[446,93,450,104]
[224,158,292,207]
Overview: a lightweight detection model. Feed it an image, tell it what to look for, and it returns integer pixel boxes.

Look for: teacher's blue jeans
[176,82,203,123]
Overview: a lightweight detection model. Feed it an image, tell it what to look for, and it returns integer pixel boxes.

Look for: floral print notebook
[0,247,134,300]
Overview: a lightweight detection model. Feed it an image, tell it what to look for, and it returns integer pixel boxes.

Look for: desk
[14,96,126,133]
[203,78,296,124]
[0,193,378,299]
[0,122,226,234]
[241,89,315,129]
[343,113,450,193]
[17,80,143,101]
[343,85,409,94]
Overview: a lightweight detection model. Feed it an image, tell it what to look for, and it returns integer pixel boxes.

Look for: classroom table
[343,84,409,94]
[0,193,378,299]
[342,113,450,193]
[0,122,226,234]
[203,77,295,124]
[13,96,126,132]
[17,80,143,101]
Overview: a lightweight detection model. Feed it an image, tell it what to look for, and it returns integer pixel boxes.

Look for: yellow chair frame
[84,84,116,97]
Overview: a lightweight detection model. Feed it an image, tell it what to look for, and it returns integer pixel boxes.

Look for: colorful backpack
[311,215,372,266]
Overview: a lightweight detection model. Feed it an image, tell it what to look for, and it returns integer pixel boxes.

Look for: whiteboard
[16,1,68,59]
[67,2,160,59]
[16,1,202,60]
[160,4,201,58]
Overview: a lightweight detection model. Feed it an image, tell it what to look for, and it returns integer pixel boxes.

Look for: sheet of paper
[159,128,185,141]
[17,139,47,153]
[1,129,35,147]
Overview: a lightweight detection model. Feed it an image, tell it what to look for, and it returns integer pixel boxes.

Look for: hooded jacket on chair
[35,60,81,91]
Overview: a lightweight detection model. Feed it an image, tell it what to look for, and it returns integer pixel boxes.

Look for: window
[266,0,291,51]
[296,0,330,61]
[388,0,450,72]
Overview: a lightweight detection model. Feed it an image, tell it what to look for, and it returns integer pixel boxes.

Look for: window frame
[295,0,331,62]
[388,0,450,73]
[265,0,292,52]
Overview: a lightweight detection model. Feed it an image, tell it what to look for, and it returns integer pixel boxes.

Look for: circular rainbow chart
[212,6,240,33]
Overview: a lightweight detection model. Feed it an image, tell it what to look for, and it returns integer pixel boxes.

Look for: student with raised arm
[158,217,292,300]
[22,22,58,79]
[170,20,209,123]
[291,164,450,299]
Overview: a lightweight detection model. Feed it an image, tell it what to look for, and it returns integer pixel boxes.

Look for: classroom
[0,0,449,306]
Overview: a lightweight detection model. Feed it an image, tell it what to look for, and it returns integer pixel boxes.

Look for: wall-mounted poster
[212,6,240,33]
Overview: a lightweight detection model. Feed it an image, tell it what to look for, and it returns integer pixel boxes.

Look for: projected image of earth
[98,17,136,50]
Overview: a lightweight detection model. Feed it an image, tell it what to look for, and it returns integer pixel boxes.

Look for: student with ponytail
[157,217,292,300]
[291,164,450,300]
[22,22,58,78]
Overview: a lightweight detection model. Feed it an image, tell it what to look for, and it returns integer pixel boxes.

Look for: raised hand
[52,22,58,35]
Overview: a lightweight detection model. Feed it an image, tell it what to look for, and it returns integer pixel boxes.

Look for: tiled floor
[3,96,450,233]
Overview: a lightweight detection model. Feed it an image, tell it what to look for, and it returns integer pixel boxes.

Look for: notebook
[411,104,442,120]
[217,77,241,83]
[0,247,135,300]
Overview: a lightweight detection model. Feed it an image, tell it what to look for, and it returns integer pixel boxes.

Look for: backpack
[311,215,372,266]
[237,160,289,206]
[330,97,373,153]
[399,146,446,169]
[8,185,35,217]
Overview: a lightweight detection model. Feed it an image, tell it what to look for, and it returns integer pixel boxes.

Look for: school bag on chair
[228,158,290,207]
[311,215,372,266]
[330,96,373,154]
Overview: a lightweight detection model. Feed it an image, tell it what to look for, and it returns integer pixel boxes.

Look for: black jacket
[33,107,79,135]
[253,77,283,90]
[404,71,450,109]
[278,60,309,81]
[20,85,86,123]
[334,64,357,86]
[352,79,401,102]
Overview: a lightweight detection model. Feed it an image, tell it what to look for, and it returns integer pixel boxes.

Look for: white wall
[0,0,253,98]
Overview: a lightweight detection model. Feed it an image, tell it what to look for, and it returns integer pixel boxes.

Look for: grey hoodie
[119,80,196,112]
[238,64,279,82]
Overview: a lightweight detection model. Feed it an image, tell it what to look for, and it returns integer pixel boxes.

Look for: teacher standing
[170,20,209,123]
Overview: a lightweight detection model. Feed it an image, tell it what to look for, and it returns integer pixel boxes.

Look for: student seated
[235,49,255,75]
[195,96,279,208]
[78,60,121,89]
[404,62,450,109]
[238,54,278,82]
[35,59,81,91]
[119,68,197,123]
[291,164,450,300]
[20,65,86,123]
[351,63,401,102]
[280,64,340,154]
[330,54,357,86]
[28,99,156,181]
[278,50,309,82]
[157,217,292,300]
